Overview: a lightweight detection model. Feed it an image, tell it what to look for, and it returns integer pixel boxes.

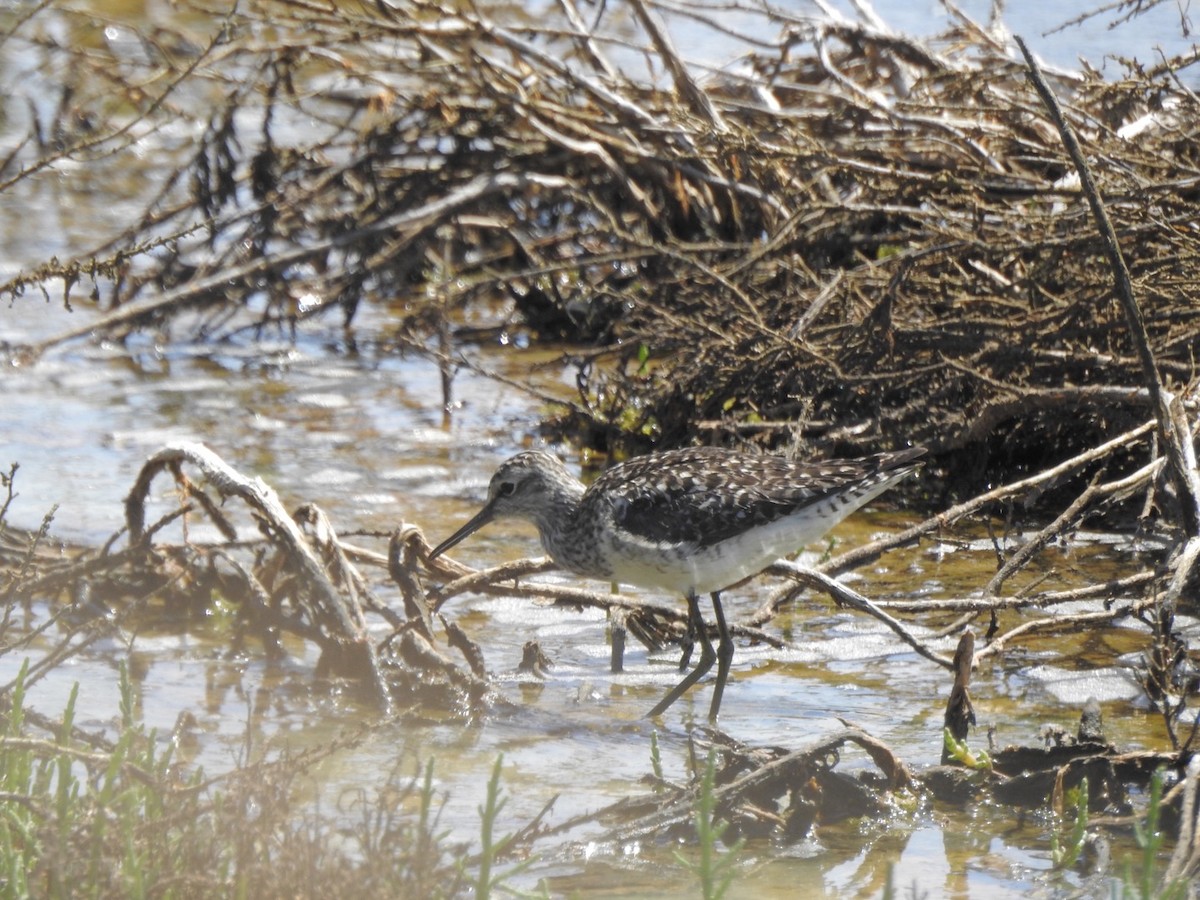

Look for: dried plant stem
[1017,35,1200,539]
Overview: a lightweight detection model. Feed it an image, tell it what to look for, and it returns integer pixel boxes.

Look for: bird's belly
[601,513,833,596]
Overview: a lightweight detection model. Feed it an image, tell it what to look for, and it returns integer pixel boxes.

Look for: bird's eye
[497,481,516,497]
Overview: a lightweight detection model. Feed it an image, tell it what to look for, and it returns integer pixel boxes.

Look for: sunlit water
[1,1,1195,896]
[0,330,1178,895]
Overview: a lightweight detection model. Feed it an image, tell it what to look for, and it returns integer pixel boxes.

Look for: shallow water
[1,359,1180,896]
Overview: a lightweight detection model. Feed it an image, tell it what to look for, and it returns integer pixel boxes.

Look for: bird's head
[428,451,581,559]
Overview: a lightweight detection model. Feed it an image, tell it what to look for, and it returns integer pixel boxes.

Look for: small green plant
[0,658,182,896]
[1112,767,1191,900]
[649,730,665,789]
[942,728,991,771]
[675,750,744,900]
[636,343,651,376]
[469,753,538,898]
[1050,776,1088,868]
[1,653,541,897]
[341,754,470,897]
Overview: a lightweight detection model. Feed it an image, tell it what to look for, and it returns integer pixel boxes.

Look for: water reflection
[0,325,1179,897]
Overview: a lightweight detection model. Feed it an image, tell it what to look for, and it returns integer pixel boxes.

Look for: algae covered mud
[2,0,1199,896]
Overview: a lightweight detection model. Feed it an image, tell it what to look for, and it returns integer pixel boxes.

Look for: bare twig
[1017,35,1200,538]
[769,561,955,670]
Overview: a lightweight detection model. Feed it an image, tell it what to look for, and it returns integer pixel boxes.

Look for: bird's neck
[529,480,595,573]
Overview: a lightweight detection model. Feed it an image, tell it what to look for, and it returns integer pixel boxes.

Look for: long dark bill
[428,502,497,559]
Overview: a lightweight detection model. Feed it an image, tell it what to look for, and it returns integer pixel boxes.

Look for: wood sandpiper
[429,445,926,721]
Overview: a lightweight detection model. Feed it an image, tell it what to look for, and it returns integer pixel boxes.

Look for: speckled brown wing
[586,446,924,550]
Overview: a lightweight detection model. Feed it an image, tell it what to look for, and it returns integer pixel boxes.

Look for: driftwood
[3,443,505,716]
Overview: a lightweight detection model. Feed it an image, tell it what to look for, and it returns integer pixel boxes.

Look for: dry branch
[588,725,914,847]
[1016,35,1200,542]
[125,442,394,711]
[768,561,955,669]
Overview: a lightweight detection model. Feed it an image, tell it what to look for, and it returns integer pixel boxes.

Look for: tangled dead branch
[1,443,510,716]
[0,1,1193,498]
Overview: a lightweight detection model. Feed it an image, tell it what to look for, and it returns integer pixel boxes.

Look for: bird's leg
[646,592,716,718]
[678,594,703,672]
[707,592,735,722]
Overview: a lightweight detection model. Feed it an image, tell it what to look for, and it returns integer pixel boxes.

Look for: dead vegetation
[2,0,1196,484]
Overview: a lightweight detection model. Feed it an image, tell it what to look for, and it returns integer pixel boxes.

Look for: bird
[428,444,925,721]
